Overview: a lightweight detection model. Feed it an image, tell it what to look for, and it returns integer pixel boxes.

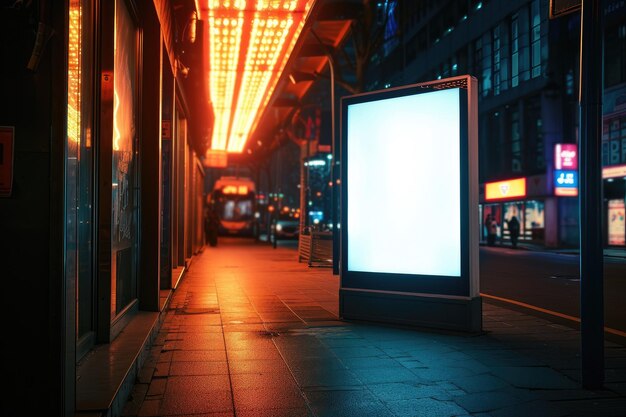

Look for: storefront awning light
[205,0,316,153]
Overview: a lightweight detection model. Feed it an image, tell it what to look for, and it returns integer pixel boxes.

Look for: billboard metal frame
[339,75,480,332]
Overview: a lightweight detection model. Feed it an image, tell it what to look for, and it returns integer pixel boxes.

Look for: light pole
[578,0,604,389]
[326,55,340,275]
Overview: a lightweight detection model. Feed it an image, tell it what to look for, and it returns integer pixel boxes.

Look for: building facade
[0,1,209,415]
[371,0,626,248]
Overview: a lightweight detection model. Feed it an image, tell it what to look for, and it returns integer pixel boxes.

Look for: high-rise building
[370,0,626,248]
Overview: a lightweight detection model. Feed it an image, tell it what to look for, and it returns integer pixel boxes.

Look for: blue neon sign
[554,170,578,188]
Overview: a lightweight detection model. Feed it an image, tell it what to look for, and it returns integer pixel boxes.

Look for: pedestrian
[487,215,498,246]
[507,215,520,249]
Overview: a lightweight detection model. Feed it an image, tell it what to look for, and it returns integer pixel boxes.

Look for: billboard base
[339,289,482,333]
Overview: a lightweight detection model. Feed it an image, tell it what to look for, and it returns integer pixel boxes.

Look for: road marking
[480,292,626,338]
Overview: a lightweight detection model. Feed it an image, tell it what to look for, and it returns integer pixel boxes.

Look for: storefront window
[67,0,95,346]
[524,200,544,241]
[111,0,138,320]
[483,204,502,239]
[503,201,524,239]
[608,199,625,246]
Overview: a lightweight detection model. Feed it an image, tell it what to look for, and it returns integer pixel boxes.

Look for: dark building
[0,1,209,415]
[367,0,626,248]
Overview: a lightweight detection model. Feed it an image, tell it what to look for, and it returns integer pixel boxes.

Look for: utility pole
[578,0,604,389]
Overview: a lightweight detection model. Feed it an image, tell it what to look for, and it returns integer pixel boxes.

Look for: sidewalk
[122,239,626,417]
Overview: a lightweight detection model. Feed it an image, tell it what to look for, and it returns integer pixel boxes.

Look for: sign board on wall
[603,164,626,179]
[555,143,578,169]
[608,199,625,246]
[485,178,526,201]
[554,170,579,196]
[0,126,15,197]
[340,75,480,333]
[204,149,228,168]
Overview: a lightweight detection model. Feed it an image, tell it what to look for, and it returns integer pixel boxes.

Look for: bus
[210,176,257,237]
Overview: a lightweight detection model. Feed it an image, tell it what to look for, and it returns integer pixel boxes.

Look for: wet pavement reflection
[123,238,626,417]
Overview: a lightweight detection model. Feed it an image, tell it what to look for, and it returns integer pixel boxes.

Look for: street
[480,246,626,333]
[274,239,626,334]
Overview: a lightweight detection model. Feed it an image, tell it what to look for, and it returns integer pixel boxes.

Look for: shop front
[480,176,548,246]
[602,84,626,248]
[603,165,626,247]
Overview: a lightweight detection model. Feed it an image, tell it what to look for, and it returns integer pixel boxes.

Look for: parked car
[271,212,300,242]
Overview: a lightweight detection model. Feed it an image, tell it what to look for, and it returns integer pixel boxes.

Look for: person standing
[507,215,520,249]
[486,214,498,246]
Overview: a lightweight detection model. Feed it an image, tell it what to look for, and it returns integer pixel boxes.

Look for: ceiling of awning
[198,0,359,164]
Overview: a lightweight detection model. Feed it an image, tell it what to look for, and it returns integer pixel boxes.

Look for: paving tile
[330,346,386,358]
[228,348,283,361]
[452,374,510,393]
[304,390,395,417]
[384,398,469,417]
[559,397,626,417]
[146,378,167,397]
[282,356,347,372]
[172,350,227,362]
[230,372,297,390]
[228,358,290,374]
[341,357,400,370]
[233,386,306,410]
[368,382,448,402]
[410,366,481,382]
[164,375,232,394]
[236,408,313,417]
[153,362,171,378]
[159,390,233,415]
[137,399,161,417]
[490,366,579,389]
[169,413,233,417]
[452,391,528,413]
[169,361,229,376]
[291,367,362,388]
[352,366,422,384]
[489,399,570,417]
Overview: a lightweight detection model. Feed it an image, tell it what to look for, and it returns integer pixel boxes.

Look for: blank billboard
[346,88,461,277]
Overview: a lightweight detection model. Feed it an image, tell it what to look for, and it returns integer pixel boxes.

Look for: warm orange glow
[485,178,527,201]
[206,0,316,153]
[222,185,249,195]
[67,1,81,144]
[113,89,121,151]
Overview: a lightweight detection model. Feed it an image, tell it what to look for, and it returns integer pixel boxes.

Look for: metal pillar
[579,0,604,389]
[328,57,339,275]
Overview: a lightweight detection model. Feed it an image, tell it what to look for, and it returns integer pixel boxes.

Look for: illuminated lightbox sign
[485,178,526,201]
[341,76,479,302]
[554,170,578,196]
[555,143,578,170]
[608,199,625,246]
[603,164,626,179]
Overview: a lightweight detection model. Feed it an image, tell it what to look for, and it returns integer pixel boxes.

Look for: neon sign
[554,143,577,170]
[485,178,526,201]
[554,170,578,196]
[205,0,316,153]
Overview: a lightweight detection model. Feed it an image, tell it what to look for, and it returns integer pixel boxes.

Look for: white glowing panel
[347,88,461,277]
